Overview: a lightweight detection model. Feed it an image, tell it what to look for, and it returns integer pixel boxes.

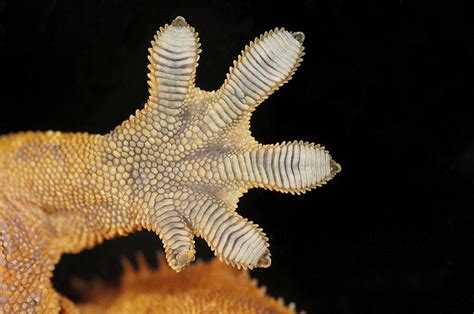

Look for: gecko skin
[0,16,340,312]
[75,253,301,314]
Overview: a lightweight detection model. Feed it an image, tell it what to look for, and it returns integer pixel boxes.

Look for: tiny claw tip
[257,252,272,268]
[172,16,188,27]
[292,31,305,44]
[330,159,342,176]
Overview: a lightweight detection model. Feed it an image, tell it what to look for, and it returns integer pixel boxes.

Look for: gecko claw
[173,249,196,272]
[257,252,272,268]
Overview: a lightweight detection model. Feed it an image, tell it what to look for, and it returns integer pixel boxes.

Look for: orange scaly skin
[0,16,340,312]
[74,254,300,314]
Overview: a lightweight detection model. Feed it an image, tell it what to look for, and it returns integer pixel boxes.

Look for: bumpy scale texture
[0,16,340,312]
[74,253,302,314]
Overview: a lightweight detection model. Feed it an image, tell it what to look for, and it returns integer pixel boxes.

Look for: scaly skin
[75,253,301,314]
[0,16,340,312]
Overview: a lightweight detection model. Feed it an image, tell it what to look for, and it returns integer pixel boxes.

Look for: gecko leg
[0,200,67,312]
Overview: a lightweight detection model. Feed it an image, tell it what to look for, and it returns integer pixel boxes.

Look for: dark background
[1,1,473,313]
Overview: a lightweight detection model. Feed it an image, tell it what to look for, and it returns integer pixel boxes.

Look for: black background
[1,1,473,313]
